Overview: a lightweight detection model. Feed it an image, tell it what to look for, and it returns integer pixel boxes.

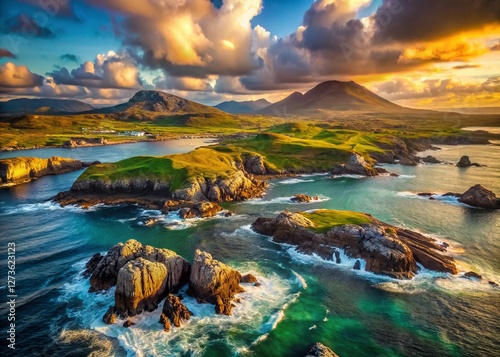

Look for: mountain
[214,99,272,114]
[257,80,408,116]
[91,90,228,120]
[0,98,94,115]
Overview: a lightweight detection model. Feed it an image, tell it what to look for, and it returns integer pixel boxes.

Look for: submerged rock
[291,194,319,203]
[421,155,441,164]
[331,153,378,177]
[464,271,482,280]
[305,342,339,357]
[456,156,481,167]
[458,184,499,209]
[252,211,457,279]
[241,274,259,284]
[188,249,244,315]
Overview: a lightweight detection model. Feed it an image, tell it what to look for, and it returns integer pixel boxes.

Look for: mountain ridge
[0,98,94,115]
[214,99,272,114]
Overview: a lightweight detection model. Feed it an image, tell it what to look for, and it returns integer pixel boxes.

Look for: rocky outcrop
[421,155,442,164]
[63,137,108,148]
[159,294,192,331]
[244,154,267,175]
[87,239,190,293]
[69,177,171,195]
[172,170,267,202]
[115,258,168,317]
[458,185,499,209]
[291,194,319,203]
[162,200,224,219]
[252,211,457,279]
[331,153,378,176]
[456,156,481,168]
[188,249,244,315]
[0,156,86,187]
[305,343,339,357]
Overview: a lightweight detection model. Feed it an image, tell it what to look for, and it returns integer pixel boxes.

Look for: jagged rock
[241,274,258,283]
[291,194,318,203]
[123,320,135,328]
[188,250,244,316]
[331,153,378,176]
[456,156,482,167]
[161,294,192,328]
[353,260,361,270]
[252,211,457,279]
[305,342,339,357]
[489,281,498,287]
[244,154,267,175]
[0,156,84,187]
[83,253,103,278]
[103,306,117,325]
[88,239,190,293]
[459,185,499,209]
[115,258,168,317]
[63,137,107,148]
[159,313,172,332]
[421,155,441,164]
[464,271,482,280]
[141,218,157,226]
[170,201,224,219]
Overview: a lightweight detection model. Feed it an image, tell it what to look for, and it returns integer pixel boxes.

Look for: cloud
[60,53,78,62]
[153,74,213,92]
[0,62,44,88]
[490,41,500,51]
[87,0,265,78]
[452,64,481,70]
[0,48,16,58]
[2,14,58,39]
[17,0,81,21]
[48,51,142,89]
[373,0,500,44]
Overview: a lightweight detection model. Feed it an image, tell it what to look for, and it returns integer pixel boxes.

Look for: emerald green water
[0,142,499,356]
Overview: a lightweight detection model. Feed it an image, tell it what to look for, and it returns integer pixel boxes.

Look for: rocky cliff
[252,211,457,279]
[0,156,86,187]
[188,249,244,315]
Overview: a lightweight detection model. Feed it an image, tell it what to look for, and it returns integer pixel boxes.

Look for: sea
[0,136,499,357]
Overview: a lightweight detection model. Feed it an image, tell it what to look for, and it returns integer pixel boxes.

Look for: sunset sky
[0,0,499,109]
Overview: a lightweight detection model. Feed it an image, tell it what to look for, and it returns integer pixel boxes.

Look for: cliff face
[0,156,84,187]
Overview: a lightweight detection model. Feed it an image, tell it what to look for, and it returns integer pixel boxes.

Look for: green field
[302,209,375,233]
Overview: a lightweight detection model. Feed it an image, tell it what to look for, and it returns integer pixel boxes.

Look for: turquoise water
[0,141,499,356]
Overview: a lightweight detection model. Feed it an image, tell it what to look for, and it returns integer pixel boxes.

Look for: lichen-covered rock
[188,250,244,315]
[459,184,499,209]
[88,239,190,293]
[161,294,192,328]
[0,156,84,187]
[331,153,378,176]
[115,258,168,317]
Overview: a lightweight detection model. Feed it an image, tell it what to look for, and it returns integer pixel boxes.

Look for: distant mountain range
[257,80,409,116]
[214,99,272,114]
[0,98,94,115]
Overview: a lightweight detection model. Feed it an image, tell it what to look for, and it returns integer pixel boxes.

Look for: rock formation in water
[331,153,378,176]
[458,184,499,209]
[291,194,319,203]
[0,156,92,187]
[305,342,340,357]
[421,155,442,164]
[159,294,192,331]
[115,258,168,317]
[87,239,190,293]
[162,200,224,219]
[252,211,457,279]
[456,156,481,168]
[188,249,244,315]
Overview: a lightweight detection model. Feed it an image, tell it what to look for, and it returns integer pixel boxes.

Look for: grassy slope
[302,209,374,233]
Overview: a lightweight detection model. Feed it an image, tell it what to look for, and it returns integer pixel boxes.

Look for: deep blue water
[0,141,499,357]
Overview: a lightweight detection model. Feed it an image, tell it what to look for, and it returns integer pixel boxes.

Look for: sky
[0,0,499,109]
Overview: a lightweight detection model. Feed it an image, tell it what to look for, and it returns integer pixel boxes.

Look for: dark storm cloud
[373,0,500,44]
[0,48,16,58]
[3,14,58,38]
[18,0,81,21]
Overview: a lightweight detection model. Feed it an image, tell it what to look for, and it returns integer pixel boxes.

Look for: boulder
[305,342,339,357]
[103,306,117,325]
[188,250,244,315]
[331,153,378,176]
[161,294,192,328]
[241,274,258,284]
[456,156,481,167]
[291,194,318,203]
[353,260,361,270]
[464,271,482,280]
[159,313,172,332]
[115,258,168,317]
[88,239,190,293]
[459,185,499,209]
[421,155,441,164]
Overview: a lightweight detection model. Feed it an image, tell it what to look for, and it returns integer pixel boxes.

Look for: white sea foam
[2,201,103,215]
[330,174,365,179]
[245,194,330,205]
[397,191,464,206]
[277,178,315,185]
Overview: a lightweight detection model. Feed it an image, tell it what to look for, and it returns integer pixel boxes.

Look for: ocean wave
[1,201,103,215]
[330,174,365,179]
[397,191,462,206]
[245,194,330,205]
[277,178,315,185]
